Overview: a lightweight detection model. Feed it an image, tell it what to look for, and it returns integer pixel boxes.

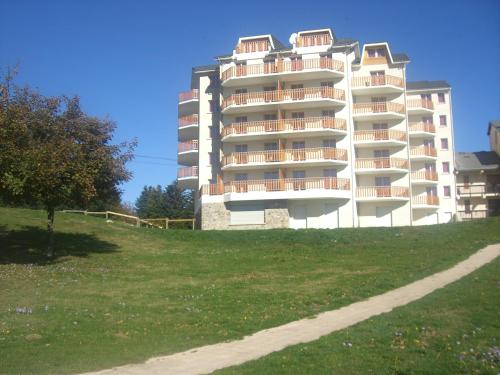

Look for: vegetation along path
[78,243,500,375]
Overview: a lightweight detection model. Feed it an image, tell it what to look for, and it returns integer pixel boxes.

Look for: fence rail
[61,210,195,230]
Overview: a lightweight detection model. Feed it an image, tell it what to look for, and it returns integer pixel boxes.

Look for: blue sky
[1,0,499,204]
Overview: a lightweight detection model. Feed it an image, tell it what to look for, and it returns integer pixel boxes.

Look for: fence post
[165,219,169,229]
[105,211,109,220]
[136,218,140,227]
[84,211,88,216]
[192,218,195,230]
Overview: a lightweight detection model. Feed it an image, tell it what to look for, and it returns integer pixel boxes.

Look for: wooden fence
[61,210,196,230]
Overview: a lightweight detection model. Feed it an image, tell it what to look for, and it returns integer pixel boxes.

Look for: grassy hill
[1,207,499,374]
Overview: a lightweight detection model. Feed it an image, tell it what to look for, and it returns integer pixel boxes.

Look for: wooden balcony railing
[411,171,438,181]
[410,146,437,157]
[296,33,332,47]
[178,114,199,129]
[177,166,198,179]
[407,99,434,110]
[235,39,270,54]
[457,183,500,196]
[457,210,488,220]
[222,116,346,138]
[355,157,408,170]
[178,89,199,103]
[409,122,436,134]
[412,195,439,206]
[221,87,345,110]
[222,147,348,167]
[356,186,409,198]
[351,75,404,88]
[221,57,344,81]
[352,102,405,115]
[201,177,350,196]
[353,129,406,142]
[178,140,199,153]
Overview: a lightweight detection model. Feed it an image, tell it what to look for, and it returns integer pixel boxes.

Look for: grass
[216,257,500,375]
[0,206,499,374]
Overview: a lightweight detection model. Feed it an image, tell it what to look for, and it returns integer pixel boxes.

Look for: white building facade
[177,29,457,229]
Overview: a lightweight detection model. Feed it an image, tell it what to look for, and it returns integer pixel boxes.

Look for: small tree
[0,71,136,257]
[135,182,194,219]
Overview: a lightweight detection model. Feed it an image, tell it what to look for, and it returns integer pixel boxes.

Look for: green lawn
[217,257,500,375]
[0,207,499,375]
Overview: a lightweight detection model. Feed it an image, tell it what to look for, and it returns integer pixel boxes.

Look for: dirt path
[78,243,500,375]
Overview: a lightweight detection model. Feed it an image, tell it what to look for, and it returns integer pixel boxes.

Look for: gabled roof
[455,151,500,171]
[406,80,451,91]
[487,120,500,135]
[392,53,410,63]
[192,65,219,73]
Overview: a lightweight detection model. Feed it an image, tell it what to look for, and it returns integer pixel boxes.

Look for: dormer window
[368,48,386,58]
[296,32,332,47]
[236,38,271,53]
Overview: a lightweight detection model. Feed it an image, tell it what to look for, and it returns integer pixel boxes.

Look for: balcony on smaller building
[353,129,407,147]
[407,98,434,114]
[178,114,199,141]
[412,195,439,209]
[456,183,500,197]
[352,102,406,120]
[356,186,410,201]
[351,75,404,95]
[177,140,199,165]
[355,157,408,174]
[178,89,199,104]
[221,57,344,86]
[201,177,351,201]
[409,122,436,138]
[411,171,438,184]
[221,147,348,170]
[178,89,199,117]
[457,210,488,221]
[222,116,347,141]
[410,146,437,161]
[221,86,346,114]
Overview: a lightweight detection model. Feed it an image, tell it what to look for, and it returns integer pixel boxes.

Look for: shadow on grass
[0,225,119,265]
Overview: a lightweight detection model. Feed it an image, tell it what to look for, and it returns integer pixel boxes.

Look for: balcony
[177,166,198,189]
[355,157,408,174]
[221,87,346,114]
[177,140,199,165]
[407,99,434,114]
[201,177,351,202]
[352,102,406,120]
[178,89,199,104]
[178,89,199,117]
[409,122,436,138]
[457,210,488,221]
[235,39,270,54]
[221,147,348,170]
[178,114,199,141]
[412,195,439,209]
[410,146,437,161]
[356,186,410,202]
[411,171,438,184]
[221,57,344,87]
[351,75,404,95]
[353,129,407,147]
[221,117,347,141]
[456,183,500,197]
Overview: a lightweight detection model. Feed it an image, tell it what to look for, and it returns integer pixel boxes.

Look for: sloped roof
[192,65,219,73]
[406,80,451,90]
[455,151,500,171]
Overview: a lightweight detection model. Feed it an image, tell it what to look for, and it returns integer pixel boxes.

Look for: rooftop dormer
[359,43,409,66]
[235,35,273,54]
[295,29,333,48]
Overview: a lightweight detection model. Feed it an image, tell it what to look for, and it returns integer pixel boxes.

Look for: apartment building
[177,28,457,229]
[455,120,500,220]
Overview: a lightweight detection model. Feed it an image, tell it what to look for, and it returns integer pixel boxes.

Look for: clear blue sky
[1,0,499,204]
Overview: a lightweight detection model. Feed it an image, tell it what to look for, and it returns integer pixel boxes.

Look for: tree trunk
[47,207,55,258]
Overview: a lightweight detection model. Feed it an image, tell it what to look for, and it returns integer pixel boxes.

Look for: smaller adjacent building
[455,120,500,220]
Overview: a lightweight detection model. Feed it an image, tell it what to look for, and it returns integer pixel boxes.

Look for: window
[374,149,390,158]
[235,144,247,153]
[421,94,431,101]
[235,173,248,181]
[464,199,471,213]
[441,138,449,150]
[235,116,247,123]
[440,115,447,126]
[323,169,337,177]
[422,116,433,124]
[463,175,470,187]
[320,81,334,87]
[442,162,450,173]
[264,142,278,151]
[291,112,305,118]
[263,113,277,120]
[375,176,391,186]
[323,139,337,148]
[367,48,385,57]
[264,171,279,180]
[443,185,451,197]
[292,141,305,149]
[438,93,445,103]
[373,123,388,130]
[322,110,335,117]
[370,70,386,85]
